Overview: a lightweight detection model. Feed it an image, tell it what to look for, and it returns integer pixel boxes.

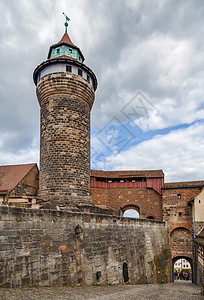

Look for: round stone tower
[33,20,97,208]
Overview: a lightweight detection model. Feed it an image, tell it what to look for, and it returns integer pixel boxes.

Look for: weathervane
[63,12,70,33]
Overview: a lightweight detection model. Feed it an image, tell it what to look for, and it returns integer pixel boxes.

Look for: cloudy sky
[0,0,203,183]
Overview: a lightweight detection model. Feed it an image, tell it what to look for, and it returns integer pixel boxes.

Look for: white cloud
[93,31,204,130]
[0,147,39,166]
[104,122,204,182]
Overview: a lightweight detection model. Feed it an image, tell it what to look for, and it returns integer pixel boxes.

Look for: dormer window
[57,48,60,54]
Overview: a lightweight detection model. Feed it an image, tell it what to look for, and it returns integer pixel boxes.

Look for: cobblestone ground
[0,281,203,300]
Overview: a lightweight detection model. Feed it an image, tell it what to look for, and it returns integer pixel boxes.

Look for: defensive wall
[0,205,170,287]
[91,172,204,283]
[91,170,163,220]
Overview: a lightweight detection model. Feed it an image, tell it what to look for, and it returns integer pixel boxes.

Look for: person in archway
[185,271,189,281]
[174,270,178,280]
[186,272,189,281]
[179,270,183,280]
[183,270,185,279]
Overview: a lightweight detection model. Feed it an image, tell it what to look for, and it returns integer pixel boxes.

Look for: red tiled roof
[57,33,73,46]
[0,163,37,193]
[90,169,164,178]
[163,180,204,189]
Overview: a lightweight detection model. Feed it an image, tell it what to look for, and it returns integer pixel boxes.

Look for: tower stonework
[33,27,97,207]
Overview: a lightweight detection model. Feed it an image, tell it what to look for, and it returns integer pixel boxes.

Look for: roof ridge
[164,180,204,185]
[0,163,36,168]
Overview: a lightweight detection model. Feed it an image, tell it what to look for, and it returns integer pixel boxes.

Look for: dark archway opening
[123,262,129,283]
[147,216,154,220]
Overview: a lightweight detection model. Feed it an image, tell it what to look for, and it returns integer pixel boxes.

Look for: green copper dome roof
[47,32,85,63]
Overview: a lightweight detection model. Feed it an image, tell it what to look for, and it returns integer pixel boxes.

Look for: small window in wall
[87,75,90,83]
[178,212,182,217]
[69,48,72,53]
[199,200,201,203]
[79,56,81,61]
[66,65,72,72]
[178,194,181,199]
[57,48,60,54]
[78,69,83,76]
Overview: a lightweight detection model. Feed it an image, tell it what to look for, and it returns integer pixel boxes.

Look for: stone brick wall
[9,183,37,198]
[91,187,163,220]
[162,186,201,264]
[0,206,170,287]
[36,73,95,207]
[170,228,192,259]
[162,186,201,235]
[91,187,109,208]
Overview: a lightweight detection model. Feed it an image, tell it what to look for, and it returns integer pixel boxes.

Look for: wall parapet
[0,205,169,287]
[0,205,165,224]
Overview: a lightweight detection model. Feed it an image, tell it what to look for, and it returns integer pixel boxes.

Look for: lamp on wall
[96,271,101,280]
[75,224,83,234]
[119,207,123,217]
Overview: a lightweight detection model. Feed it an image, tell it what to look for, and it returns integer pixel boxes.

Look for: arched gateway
[172,256,193,282]
[122,205,140,217]
[170,227,193,282]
